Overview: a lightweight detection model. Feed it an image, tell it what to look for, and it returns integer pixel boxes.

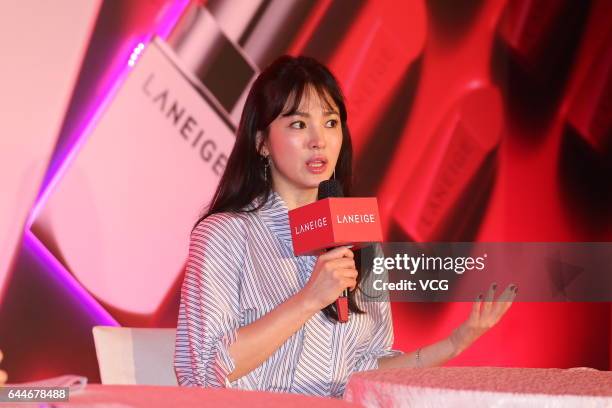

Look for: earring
[263,155,269,182]
[332,168,336,180]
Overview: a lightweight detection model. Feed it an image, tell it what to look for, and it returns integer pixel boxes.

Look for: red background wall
[0,0,610,382]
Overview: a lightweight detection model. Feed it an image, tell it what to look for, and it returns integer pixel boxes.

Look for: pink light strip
[24,230,118,325]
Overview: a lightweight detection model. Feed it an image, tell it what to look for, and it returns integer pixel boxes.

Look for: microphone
[317,180,350,322]
[288,180,383,322]
[317,179,344,201]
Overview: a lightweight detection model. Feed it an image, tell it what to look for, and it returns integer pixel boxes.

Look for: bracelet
[416,348,422,368]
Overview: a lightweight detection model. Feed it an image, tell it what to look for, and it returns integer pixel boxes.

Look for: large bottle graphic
[32,0,316,323]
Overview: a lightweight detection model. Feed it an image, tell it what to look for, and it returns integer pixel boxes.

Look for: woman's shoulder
[191,194,267,238]
[191,210,254,241]
[194,211,248,229]
[188,212,250,270]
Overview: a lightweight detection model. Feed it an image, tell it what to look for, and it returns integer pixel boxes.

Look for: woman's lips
[306,158,327,174]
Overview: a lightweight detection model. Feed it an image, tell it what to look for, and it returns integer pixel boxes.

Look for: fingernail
[492,283,497,290]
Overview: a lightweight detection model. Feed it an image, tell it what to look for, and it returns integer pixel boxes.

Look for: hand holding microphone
[288,179,383,322]
[301,246,357,313]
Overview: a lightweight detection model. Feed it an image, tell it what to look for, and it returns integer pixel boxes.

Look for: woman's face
[261,87,343,198]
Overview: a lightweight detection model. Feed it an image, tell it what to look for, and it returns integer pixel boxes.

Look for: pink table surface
[1,384,359,408]
[344,366,612,407]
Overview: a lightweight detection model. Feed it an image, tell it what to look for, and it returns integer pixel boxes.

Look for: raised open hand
[450,283,517,356]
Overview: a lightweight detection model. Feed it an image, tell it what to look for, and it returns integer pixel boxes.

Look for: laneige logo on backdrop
[142,73,228,176]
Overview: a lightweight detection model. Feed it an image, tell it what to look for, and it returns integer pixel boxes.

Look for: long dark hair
[194,55,366,321]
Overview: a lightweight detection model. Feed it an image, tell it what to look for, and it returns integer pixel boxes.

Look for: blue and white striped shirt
[174,191,402,398]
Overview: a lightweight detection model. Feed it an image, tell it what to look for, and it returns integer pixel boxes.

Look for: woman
[174,55,516,398]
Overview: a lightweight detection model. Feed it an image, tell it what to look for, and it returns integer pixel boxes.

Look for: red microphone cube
[288,197,383,256]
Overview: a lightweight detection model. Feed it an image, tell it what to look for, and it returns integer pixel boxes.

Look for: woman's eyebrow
[281,110,308,117]
[281,109,339,118]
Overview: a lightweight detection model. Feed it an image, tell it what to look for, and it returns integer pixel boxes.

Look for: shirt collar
[257,190,293,244]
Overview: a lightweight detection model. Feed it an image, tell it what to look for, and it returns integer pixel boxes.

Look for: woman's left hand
[449,283,517,356]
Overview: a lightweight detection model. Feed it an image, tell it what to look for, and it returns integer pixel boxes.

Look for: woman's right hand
[300,246,357,312]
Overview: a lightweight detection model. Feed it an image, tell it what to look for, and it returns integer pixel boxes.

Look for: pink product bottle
[299,0,427,196]
[425,0,485,41]
[498,0,568,73]
[495,0,591,120]
[565,8,612,156]
[32,0,317,323]
[376,0,508,243]
[301,0,426,155]
[390,87,503,242]
[557,0,612,233]
[327,0,426,160]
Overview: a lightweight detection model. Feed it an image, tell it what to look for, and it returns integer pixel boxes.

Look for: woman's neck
[273,186,318,210]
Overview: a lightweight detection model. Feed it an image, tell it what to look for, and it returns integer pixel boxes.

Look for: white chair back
[92,326,177,385]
